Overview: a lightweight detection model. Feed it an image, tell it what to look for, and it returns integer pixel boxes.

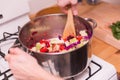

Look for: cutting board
[79,2,120,49]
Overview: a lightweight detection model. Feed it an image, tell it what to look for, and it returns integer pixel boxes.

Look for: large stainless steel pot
[18,14,97,79]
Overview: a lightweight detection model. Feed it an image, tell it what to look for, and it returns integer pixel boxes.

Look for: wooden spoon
[62,9,76,39]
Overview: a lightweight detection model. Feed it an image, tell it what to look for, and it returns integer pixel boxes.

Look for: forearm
[30,66,64,80]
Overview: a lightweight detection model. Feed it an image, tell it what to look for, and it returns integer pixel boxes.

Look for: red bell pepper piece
[76,36,82,41]
[40,47,49,52]
[40,40,50,47]
[59,44,65,50]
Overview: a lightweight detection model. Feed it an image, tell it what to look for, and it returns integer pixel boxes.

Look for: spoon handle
[62,9,76,39]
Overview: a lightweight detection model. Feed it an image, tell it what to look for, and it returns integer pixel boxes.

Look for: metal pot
[18,14,97,79]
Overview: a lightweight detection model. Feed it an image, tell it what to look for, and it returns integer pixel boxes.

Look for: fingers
[71,4,78,15]
[5,53,11,62]
[69,0,78,15]
[5,48,26,62]
[8,48,16,55]
[9,48,26,55]
[57,0,78,15]
[57,0,70,7]
[70,0,78,5]
[5,48,17,62]
[57,0,70,14]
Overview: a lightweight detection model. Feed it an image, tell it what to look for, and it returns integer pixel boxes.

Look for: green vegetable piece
[36,43,41,50]
[70,38,77,43]
[76,43,83,48]
[110,21,120,40]
[115,27,120,32]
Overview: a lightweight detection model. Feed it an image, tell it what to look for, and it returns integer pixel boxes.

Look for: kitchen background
[0,0,120,80]
[22,0,120,79]
[27,0,120,15]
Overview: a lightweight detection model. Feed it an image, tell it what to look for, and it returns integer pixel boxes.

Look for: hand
[57,0,78,15]
[5,48,63,80]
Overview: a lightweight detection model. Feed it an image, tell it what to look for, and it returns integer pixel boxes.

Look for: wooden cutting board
[78,1,120,49]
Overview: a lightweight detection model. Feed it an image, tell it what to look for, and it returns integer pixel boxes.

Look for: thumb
[5,54,11,62]
[71,5,78,15]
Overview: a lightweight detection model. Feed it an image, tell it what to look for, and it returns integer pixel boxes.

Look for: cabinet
[0,0,29,24]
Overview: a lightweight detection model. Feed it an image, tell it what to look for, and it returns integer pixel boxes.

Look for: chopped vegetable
[110,21,120,40]
[40,47,49,52]
[36,43,41,51]
[79,30,88,36]
[30,30,89,53]
[70,38,78,44]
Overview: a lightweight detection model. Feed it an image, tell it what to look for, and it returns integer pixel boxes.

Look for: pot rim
[18,13,95,55]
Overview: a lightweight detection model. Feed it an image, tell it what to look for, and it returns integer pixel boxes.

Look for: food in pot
[30,30,89,53]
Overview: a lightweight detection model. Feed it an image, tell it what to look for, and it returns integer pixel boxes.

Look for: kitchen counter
[77,1,120,76]
[29,0,120,77]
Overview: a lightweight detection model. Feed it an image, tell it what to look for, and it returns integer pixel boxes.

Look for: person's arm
[5,48,63,80]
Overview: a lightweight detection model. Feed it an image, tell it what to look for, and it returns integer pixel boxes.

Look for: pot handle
[0,43,21,58]
[0,50,5,58]
[0,27,21,58]
[84,18,97,29]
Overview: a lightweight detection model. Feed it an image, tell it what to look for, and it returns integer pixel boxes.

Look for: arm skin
[5,48,63,80]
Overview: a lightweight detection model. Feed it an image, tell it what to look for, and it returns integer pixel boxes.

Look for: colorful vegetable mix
[30,30,89,53]
[110,21,120,40]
